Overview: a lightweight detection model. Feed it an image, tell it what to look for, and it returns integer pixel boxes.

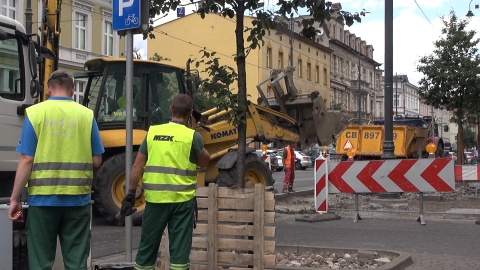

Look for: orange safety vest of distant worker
[284,145,293,168]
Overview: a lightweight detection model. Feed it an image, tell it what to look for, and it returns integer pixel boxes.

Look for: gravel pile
[276,250,395,269]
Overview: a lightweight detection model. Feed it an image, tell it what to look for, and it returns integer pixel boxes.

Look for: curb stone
[294,212,341,222]
[275,244,413,270]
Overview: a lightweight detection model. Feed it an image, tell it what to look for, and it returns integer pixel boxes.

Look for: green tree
[149,52,171,62]
[149,0,364,186]
[416,11,480,165]
[463,127,476,150]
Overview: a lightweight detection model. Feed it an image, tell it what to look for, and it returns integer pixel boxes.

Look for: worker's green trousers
[134,199,195,270]
[26,205,91,270]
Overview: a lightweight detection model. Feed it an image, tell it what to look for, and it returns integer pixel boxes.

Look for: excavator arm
[40,0,62,101]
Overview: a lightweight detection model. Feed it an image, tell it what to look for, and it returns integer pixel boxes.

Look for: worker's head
[47,70,75,97]
[170,94,193,118]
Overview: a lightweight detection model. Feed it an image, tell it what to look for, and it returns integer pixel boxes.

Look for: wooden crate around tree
[158,183,276,269]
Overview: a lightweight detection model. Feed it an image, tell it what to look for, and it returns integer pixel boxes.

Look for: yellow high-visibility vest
[26,99,93,195]
[143,123,197,203]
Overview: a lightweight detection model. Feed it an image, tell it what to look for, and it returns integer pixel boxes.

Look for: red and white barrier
[314,157,328,213]
[262,153,271,170]
[454,165,480,182]
[314,158,456,214]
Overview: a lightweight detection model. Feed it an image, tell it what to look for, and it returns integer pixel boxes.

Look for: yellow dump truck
[335,116,445,159]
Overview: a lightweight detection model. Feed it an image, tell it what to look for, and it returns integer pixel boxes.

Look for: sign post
[112,0,141,262]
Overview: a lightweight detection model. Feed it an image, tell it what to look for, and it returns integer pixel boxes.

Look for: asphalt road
[272,166,315,192]
[275,215,480,270]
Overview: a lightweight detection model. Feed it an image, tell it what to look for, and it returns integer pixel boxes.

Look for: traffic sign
[325,159,454,193]
[343,140,353,150]
[177,7,185,17]
[112,0,141,31]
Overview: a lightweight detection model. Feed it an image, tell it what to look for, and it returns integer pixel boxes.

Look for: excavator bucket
[257,68,350,149]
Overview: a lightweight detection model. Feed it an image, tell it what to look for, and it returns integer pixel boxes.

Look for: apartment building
[148,13,333,104]
[2,0,124,103]
[327,17,383,123]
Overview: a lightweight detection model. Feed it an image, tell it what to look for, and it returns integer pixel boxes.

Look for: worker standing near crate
[8,70,104,269]
[121,94,210,270]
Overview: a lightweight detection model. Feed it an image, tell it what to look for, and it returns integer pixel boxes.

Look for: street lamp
[466,0,475,18]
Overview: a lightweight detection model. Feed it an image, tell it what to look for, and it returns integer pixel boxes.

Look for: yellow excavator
[76,57,350,224]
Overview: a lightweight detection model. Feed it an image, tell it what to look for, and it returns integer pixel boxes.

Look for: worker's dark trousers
[135,199,195,270]
[26,205,91,270]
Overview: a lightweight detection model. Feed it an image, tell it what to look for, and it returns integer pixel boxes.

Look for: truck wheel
[217,154,274,188]
[94,153,145,225]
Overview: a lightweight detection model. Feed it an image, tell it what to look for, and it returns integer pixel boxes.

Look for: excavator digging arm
[256,66,350,149]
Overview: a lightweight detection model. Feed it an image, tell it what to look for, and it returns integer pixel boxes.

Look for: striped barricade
[314,158,455,222]
[454,165,480,182]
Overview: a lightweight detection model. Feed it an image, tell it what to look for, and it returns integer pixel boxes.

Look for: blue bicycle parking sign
[112,0,141,31]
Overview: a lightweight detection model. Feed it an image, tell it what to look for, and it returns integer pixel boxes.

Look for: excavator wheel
[94,153,145,225]
[217,154,274,188]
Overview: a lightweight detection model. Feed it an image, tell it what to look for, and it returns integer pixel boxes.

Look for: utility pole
[382,0,395,159]
[289,14,293,67]
[25,0,33,34]
[395,73,397,116]
[358,56,361,124]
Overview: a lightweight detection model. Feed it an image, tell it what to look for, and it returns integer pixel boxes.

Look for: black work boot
[288,188,296,193]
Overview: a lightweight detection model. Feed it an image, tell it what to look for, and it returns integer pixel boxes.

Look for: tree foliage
[149,52,171,62]
[147,0,365,186]
[416,11,480,163]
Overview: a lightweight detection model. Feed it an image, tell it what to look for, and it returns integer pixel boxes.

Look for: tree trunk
[457,121,464,165]
[235,3,247,187]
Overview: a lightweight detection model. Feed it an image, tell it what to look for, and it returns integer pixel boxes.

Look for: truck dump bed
[336,118,430,159]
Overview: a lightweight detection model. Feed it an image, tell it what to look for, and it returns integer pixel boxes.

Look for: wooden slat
[196,186,274,200]
[254,184,265,269]
[197,197,275,211]
[190,250,276,267]
[192,237,275,253]
[197,210,275,223]
[207,183,218,269]
[193,223,275,237]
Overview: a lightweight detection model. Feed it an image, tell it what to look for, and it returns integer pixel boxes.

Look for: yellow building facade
[148,13,332,105]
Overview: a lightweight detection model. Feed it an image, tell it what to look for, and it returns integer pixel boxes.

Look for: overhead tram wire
[413,0,433,27]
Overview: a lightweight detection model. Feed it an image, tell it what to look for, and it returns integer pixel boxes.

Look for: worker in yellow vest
[8,70,104,269]
[121,94,210,270]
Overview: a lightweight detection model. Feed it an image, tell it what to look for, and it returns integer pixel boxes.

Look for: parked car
[446,151,457,163]
[255,149,283,171]
[307,146,338,164]
[464,152,474,165]
[294,151,312,170]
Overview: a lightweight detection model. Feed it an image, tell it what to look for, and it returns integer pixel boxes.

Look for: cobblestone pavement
[275,186,480,270]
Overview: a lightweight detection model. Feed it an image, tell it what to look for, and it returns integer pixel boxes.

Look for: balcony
[350,79,370,94]
[344,110,372,124]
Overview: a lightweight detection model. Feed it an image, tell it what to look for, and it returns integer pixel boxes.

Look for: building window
[307,63,311,81]
[323,68,327,86]
[266,47,272,68]
[74,11,87,50]
[103,20,114,56]
[299,43,302,50]
[315,65,319,83]
[308,47,310,53]
[297,59,303,78]
[1,0,15,19]
[278,51,284,70]
[74,80,86,104]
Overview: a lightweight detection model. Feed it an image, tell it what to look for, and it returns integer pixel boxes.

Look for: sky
[134,0,480,86]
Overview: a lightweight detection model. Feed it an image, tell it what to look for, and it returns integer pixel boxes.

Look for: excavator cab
[78,58,188,132]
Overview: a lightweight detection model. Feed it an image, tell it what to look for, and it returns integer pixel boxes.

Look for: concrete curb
[275,244,413,270]
[274,189,313,201]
